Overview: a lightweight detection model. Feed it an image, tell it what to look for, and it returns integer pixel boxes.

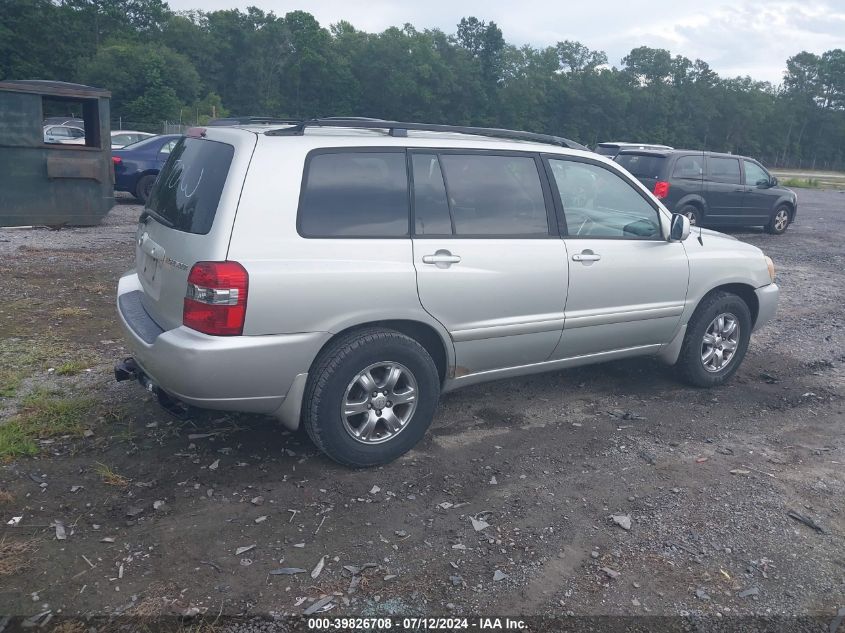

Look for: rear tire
[302,328,440,467]
[766,205,790,234]
[135,174,156,204]
[680,204,701,226]
[676,291,752,388]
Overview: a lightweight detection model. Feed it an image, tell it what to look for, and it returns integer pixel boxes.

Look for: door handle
[572,250,601,263]
[422,249,461,268]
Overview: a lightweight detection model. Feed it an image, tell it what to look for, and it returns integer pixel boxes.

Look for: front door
[742,159,777,223]
[411,151,568,374]
[544,157,689,359]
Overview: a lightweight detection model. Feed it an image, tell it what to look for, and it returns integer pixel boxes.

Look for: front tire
[676,291,752,387]
[766,205,790,234]
[302,328,440,467]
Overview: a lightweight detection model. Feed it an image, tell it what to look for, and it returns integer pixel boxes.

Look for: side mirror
[669,213,691,242]
[770,176,778,187]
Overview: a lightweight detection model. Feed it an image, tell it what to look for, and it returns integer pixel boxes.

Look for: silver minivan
[116,119,779,467]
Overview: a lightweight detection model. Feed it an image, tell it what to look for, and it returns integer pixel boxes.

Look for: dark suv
[614,150,797,234]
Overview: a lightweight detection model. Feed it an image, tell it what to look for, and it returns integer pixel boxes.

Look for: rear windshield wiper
[140,207,175,229]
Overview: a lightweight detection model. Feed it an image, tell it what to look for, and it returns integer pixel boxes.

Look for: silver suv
[115,119,779,467]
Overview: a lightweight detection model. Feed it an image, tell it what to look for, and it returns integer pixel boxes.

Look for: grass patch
[0,391,96,460]
[55,359,90,376]
[0,537,37,576]
[96,462,129,487]
[780,177,820,188]
[0,420,39,459]
[54,306,90,318]
[0,368,24,397]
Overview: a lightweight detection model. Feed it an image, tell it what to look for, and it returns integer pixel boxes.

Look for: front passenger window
[548,159,661,239]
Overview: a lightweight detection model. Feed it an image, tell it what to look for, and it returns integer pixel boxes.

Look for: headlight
[764,255,775,282]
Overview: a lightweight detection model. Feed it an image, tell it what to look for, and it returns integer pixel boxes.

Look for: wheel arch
[311,319,453,386]
[674,195,707,216]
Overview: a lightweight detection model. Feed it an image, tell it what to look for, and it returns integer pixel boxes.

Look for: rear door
[704,156,745,223]
[136,131,254,330]
[411,151,568,373]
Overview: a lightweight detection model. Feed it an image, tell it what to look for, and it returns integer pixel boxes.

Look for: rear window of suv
[614,153,666,178]
[146,137,234,235]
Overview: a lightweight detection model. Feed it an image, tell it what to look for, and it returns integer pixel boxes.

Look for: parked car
[111,130,155,149]
[595,141,673,157]
[43,117,84,127]
[112,134,181,203]
[614,149,797,234]
[43,124,85,144]
[115,119,779,467]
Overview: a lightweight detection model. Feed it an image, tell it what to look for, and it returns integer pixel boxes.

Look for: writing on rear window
[147,137,234,235]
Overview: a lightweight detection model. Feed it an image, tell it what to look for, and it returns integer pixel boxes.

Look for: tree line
[2,0,844,169]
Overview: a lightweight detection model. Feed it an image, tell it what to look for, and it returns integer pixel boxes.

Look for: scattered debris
[638,451,657,465]
[600,566,620,579]
[695,589,711,601]
[7,516,22,527]
[493,570,508,581]
[251,496,264,506]
[200,560,222,573]
[235,545,256,556]
[100,537,115,543]
[787,510,825,533]
[730,469,751,475]
[311,556,325,579]
[125,506,144,518]
[270,567,306,575]
[255,515,268,524]
[303,596,334,615]
[369,485,381,495]
[739,587,760,598]
[209,459,220,471]
[70,485,83,493]
[470,516,490,531]
[54,521,66,540]
[611,514,632,531]
[489,476,497,485]
[153,500,165,510]
[438,502,454,510]
[240,558,253,567]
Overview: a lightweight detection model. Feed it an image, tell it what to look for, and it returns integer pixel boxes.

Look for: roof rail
[265,118,588,151]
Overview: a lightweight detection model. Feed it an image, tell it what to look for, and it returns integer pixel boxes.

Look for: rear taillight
[653,181,670,199]
[112,156,122,165]
[183,261,248,336]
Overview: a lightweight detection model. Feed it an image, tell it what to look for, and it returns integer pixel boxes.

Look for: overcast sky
[167,0,845,84]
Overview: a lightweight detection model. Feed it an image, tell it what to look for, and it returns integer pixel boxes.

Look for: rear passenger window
[438,154,548,236]
[299,152,409,237]
[672,155,703,179]
[412,154,452,235]
[708,157,741,184]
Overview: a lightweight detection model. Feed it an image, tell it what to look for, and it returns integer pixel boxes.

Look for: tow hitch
[114,357,192,419]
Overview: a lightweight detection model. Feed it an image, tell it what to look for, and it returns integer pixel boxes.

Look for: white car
[115,118,779,467]
[43,125,86,144]
[111,130,155,149]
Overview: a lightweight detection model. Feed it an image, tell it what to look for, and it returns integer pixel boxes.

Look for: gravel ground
[0,191,843,628]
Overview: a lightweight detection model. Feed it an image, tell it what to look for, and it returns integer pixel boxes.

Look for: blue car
[112,134,182,203]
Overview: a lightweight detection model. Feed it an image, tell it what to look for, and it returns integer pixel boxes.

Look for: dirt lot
[1,191,844,627]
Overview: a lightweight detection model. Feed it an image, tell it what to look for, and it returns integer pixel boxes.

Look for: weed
[780,177,820,188]
[0,490,14,504]
[0,368,24,397]
[0,537,37,576]
[96,462,129,487]
[0,392,96,459]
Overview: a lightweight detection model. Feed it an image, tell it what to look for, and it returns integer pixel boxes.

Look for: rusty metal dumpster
[0,80,114,226]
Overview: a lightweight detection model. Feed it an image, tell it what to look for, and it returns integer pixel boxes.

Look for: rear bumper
[116,272,329,415]
[753,282,779,331]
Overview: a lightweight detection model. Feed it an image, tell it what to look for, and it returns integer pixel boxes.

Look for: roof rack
[265,118,588,151]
